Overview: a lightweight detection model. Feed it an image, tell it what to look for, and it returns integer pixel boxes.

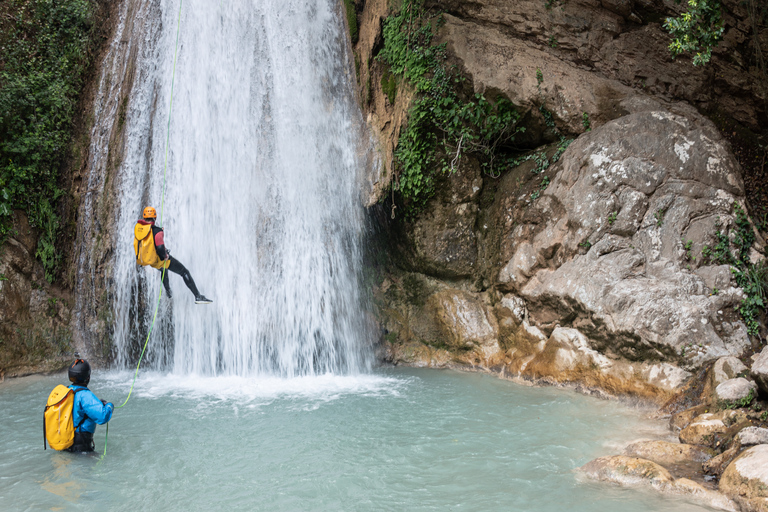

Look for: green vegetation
[706,205,767,337]
[721,388,756,410]
[607,211,617,225]
[378,0,526,212]
[663,0,724,66]
[0,0,99,282]
[655,208,666,227]
[381,71,398,105]
[581,112,590,132]
[343,0,359,45]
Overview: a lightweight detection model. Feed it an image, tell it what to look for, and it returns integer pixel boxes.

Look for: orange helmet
[142,206,157,219]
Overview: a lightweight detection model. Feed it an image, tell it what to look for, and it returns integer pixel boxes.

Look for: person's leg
[66,431,95,453]
[166,258,201,298]
[158,267,172,298]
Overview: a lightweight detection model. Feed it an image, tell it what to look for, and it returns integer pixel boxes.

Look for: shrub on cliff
[0,0,98,281]
[377,0,525,214]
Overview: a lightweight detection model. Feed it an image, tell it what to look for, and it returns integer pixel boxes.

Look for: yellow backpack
[43,385,84,451]
[133,223,170,269]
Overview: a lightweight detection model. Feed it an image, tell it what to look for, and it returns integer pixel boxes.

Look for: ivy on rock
[377,0,525,214]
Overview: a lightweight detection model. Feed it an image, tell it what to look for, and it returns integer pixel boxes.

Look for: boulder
[712,357,749,388]
[751,346,768,394]
[679,413,728,447]
[670,404,710,432]
[496,110,754,368]
[720,445,768,501]
[623,440,713,466]
[580,455,673,489]
[716,378,758,402]
[737,428,768,447]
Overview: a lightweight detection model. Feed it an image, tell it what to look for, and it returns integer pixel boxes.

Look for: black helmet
[68,358,91,386]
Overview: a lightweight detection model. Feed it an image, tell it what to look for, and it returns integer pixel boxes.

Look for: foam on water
[99,370,408,405]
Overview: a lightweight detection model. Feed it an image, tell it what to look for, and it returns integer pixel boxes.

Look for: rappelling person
[44,357,113,453]
[133,206,212,304]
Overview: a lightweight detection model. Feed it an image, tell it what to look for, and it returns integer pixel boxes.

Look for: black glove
[101,399,108,406]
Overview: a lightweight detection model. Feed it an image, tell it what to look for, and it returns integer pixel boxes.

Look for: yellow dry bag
[133,223,170,269]
[43,385,83,450]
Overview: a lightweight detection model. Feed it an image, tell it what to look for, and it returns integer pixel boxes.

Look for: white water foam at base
[99,370,410,406]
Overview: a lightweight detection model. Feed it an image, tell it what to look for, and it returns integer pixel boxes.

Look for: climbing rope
[100,0,184,463]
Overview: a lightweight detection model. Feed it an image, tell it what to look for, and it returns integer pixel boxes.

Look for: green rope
[99,0,183,463]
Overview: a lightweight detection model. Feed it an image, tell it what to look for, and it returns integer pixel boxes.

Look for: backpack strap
[70,388,87,433]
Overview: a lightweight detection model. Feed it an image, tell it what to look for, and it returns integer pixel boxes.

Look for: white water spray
[107,0,372,377]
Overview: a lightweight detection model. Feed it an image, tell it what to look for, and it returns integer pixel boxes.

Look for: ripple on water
[0,368,718,512]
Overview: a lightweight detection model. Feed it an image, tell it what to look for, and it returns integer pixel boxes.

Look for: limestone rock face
[623,440,713,466]
[720,445,768,501]
[751,346,768,394]
[715,378,758,402]
[497,110,752,367]
[679,414,728,447]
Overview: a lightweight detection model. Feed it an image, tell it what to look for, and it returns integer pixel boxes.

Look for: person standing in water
[133,206,212,304]
[67,358,113,453]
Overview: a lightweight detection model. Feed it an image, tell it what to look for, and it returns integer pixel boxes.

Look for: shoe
[195,295,213,304]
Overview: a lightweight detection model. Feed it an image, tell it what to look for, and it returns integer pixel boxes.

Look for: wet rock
[580,455,739,510]
[737,428,768,447]
[712,357,749,388]
[670,404,710,432]
[703,443,742,477]
[720,445,768,502]
[716,378,758,402]
[751,346,768,394]
[669,478,738,512]
[679,414,728,447]
[580,455,673,489]
[623,440,713,466]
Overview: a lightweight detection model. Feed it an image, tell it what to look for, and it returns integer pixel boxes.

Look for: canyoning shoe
[195,295,213,304]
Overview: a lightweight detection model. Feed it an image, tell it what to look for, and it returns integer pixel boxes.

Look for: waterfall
[96,0,372,377]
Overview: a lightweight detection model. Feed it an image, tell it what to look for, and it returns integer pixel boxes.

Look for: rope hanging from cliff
[100,0,184,463]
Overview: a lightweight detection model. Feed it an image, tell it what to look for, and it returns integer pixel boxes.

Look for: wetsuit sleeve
[81,390,114,425]
[154,228,169,260]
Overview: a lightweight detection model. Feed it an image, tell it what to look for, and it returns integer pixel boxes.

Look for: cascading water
[109,0,373,377]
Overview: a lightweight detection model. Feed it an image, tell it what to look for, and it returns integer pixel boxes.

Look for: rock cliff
[353,0,768,399]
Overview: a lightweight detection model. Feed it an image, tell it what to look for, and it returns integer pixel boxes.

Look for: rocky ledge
[579,352,768,511]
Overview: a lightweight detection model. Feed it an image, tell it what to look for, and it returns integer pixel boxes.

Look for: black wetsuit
[150,224,201,299]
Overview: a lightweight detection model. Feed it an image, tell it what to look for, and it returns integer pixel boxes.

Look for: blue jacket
[69,385,114,434]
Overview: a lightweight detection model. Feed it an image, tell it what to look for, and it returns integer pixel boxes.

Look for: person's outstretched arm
[81,390,114,425]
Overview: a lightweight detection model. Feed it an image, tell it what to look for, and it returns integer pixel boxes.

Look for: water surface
[0,368,716,511]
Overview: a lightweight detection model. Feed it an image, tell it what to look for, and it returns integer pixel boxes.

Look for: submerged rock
[580,455,738,511]
[580,455,674,489]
